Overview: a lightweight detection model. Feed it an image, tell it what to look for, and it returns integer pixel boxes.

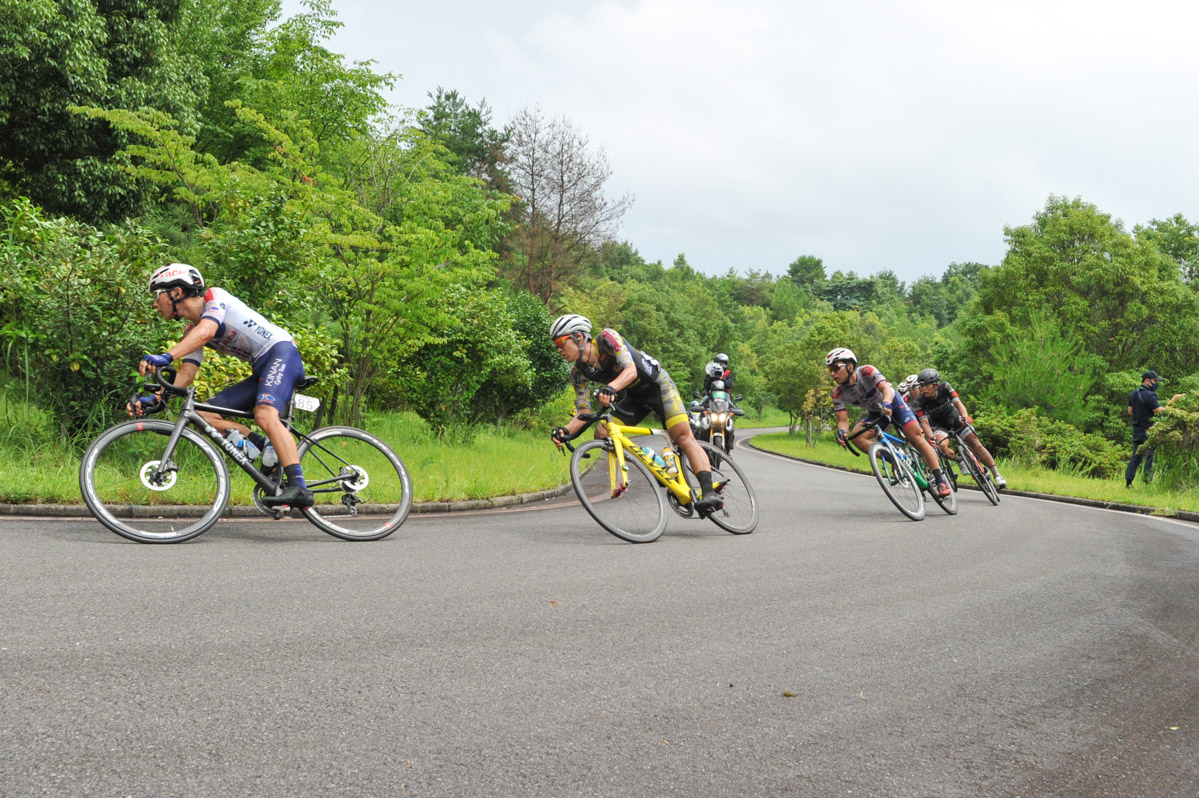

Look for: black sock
[248,432,268,450]
[284,464,308,490]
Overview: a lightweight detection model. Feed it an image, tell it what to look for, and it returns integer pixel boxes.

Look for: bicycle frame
[875,428,930,491]
[596,419,696,505]
[564,412,699,506]
[142,369,335,499]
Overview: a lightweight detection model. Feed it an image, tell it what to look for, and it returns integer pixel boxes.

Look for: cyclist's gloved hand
[142,353,173,369]
[962,415,973,425]
[551,426,570,447]
[836,428,849,448]
[128,394,164,417]
[597,385,617,404]
[881,400,893,416]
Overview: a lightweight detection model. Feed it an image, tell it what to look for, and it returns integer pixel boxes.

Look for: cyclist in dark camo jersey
[548,314,724,516]
[907,367,1007,490]
[824,348,952,498]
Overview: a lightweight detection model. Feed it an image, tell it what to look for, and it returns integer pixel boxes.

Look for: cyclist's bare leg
[848,419,876,454]
[932,429,954,459]
[255,405,299,467]
[902,420,942,472]
[198,409,250,436]
[670,420,711,474]
[963,430,997,469]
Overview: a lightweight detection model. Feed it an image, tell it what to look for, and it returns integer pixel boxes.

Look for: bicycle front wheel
[961,448,1000,505]
[79,419,229,543]
[923,462,958,516]
[867,442,925,521]
[569,439,667,543]
[684,440,758,534]
[297,426,413,541]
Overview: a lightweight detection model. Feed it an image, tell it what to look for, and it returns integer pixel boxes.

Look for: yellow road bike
[560,408,758,543]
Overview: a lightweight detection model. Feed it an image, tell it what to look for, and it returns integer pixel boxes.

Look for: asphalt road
[3,437,1198,797]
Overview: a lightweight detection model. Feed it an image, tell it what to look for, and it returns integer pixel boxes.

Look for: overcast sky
[279,0,1199,283]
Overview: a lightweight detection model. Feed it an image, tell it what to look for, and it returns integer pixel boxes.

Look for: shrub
[0,198,169,441]
[976,405,1125,478]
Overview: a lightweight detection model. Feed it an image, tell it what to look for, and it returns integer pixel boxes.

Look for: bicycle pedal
[272,505,290,519]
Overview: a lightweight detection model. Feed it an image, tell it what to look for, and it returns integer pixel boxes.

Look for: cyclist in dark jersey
[825,348,952,498]
[548,314,723,516]
[908,367,1006,489]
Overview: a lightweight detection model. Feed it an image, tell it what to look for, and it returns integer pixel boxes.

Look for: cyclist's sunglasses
[553,335,573,347]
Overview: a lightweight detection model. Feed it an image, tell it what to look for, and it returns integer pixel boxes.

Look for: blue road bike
[847,420,957,521]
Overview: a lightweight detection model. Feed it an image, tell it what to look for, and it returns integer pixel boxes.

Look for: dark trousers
[1125,438,1156,484]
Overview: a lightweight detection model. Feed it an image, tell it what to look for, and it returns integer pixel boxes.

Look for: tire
[684,440,758,534]
[297,426,413,541]
[79,419,229,543]
[867,441,925,521]
[569,439,667,543]
[708,432,725,468]
[922,460,958,515]
[961,448,1000,506]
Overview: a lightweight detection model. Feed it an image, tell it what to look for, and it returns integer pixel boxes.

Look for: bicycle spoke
[298,427,412,541]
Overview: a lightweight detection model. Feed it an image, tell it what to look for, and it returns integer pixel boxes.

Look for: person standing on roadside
[1125,370,1184,487]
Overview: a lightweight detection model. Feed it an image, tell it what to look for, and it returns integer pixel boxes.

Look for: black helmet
[916,368,940,385]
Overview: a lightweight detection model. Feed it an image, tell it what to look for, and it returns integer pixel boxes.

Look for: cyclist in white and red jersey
[548,313,724,516]
[132,263,313,508]
[825,348,952,498]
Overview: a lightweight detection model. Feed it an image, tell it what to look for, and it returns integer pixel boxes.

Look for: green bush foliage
[976,406,1125,478]
[0,198,169,440]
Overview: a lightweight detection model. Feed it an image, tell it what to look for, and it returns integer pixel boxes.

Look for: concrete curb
[0,482,577,519]
[747,439,1199,525]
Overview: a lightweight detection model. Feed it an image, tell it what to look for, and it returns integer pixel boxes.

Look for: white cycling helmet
[825,347,857,367]
[705,361,723,378]
[148,263,204,296]
[549,313,592,341]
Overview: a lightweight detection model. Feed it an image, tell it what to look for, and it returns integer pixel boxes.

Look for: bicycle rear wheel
[867,442,925,521]
[961,448,1000,505]
[684,440,758,534]
[569,439,667,543]
[297,426,413,541]
[79,419,229,543]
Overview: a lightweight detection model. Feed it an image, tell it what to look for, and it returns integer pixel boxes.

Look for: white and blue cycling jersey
[180,287,294,369]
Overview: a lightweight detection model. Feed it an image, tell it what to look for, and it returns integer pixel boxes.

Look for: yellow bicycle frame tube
[602,420,694,504]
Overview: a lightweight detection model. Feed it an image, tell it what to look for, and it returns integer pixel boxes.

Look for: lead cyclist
[131,262,314,508]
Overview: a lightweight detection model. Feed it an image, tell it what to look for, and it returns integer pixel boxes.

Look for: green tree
[0,197,169,438]
[973,196,1199,378]
[0,0,202,222]
[1135,213,1199,284]
[786,255,825,291]
[419,88,509,189]
[468,290,569,426]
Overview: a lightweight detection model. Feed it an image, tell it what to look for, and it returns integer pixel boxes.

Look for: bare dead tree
[505,106,633,303]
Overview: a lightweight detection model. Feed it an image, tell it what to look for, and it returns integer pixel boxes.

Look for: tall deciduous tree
[505,106,633,303]
[973,195,1199,376]
[0,0,201,222]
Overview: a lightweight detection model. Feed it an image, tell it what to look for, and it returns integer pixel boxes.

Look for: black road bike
[79,368,413,543]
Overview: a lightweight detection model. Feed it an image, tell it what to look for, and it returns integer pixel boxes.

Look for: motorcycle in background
[692,380,744,461]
